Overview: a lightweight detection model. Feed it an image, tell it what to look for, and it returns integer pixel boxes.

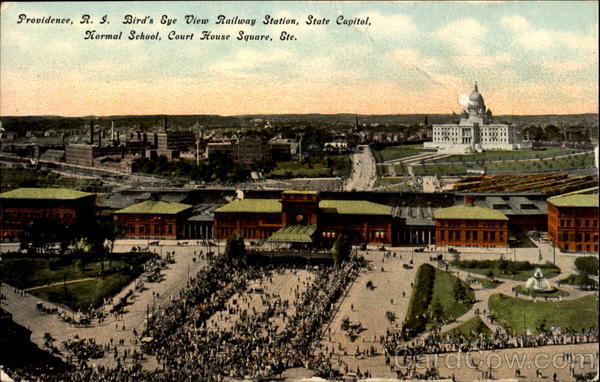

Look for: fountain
[524,268,555,292]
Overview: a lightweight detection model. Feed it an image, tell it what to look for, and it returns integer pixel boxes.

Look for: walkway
[24,277,99,292]
[1,241,215,370]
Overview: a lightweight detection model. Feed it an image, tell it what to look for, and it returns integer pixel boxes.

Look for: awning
[267,225,317,243]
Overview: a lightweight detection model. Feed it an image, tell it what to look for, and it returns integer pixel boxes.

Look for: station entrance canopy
[267,225,317,243]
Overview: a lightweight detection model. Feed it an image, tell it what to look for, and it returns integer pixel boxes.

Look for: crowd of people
[2,252,363,381]
[382,326,599,358]
[139,255,363,380]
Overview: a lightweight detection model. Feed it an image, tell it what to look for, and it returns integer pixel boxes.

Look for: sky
[1,1,598,116]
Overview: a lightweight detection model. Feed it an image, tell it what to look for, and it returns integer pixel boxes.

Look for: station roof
[215,199,282,214]
[215,198,392,216]
[319,200,392,215]
[0,187,94,200]
[434,205,509,220]
[547,194,599,207]
[267,225,317,243]
[114,200,192,215]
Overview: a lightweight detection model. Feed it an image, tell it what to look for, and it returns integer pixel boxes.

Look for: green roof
[434,205,509,221]
[268,225,317,242]
[0,188,94,200]
[114,200,192,215]
[547,194,599,207]
[319,200,392,215]
[215,198,392,215]
[215,199,282,213]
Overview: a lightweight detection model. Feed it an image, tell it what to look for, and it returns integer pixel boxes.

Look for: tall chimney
[89,120,94,145]
[163,117,168,133]
[98,130,102,147]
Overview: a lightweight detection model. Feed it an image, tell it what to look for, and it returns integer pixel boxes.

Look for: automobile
[403,263,414,269]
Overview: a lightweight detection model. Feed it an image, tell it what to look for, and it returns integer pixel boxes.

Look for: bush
[404,263,436,336]
[575,257,599,276]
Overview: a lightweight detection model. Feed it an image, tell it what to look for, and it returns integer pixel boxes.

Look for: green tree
[536,317,549,334]
[430,300,445,323]
[575,257,599,276]
[453,278,468,303]
[224,233,246,265]
[331,234,351,269]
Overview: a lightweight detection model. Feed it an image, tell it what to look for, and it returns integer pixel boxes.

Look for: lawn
[269,155,350,178]
[430,148,584,163]
[412,164,470,176]
[372,144,424,163]
[442,316,492,340]
[412,151,594,176]
[451,259,560,281]
[514,285,569,298]
[32,274,134,310]
[559,274,598,288]
[471,276,503,289]
[431,268,474,323]
[0,252,156,309]
[489,294,598,334]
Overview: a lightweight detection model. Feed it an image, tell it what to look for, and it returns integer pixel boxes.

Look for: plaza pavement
[1,238,597,380]
[1,240,217,369]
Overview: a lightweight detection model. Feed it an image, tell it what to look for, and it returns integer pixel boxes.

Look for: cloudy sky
[1,1,597,116]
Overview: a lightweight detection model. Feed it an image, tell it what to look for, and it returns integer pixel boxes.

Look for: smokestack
[163,117,168,133]
[98,130,102,147]
[89,120,94,145]
[111,121,115,142]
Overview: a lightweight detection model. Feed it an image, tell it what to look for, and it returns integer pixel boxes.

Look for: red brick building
[114,200,193,239]
[214,191,394,245]
[547,194,599,253]
[0,188,96,241]
[434,198,509,247]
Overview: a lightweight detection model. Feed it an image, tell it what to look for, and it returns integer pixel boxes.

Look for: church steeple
[474,81,478,92]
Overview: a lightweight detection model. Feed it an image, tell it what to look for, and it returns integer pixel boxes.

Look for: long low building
[0,188,96,241]
[214,191,394,245]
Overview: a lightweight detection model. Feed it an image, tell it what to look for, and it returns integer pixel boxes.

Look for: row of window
[559,218,598,228]
[1,209,73,220]
[441,230,504,242]
[440,221,504,228]
[127,224,173,235]
[559,232,599,243]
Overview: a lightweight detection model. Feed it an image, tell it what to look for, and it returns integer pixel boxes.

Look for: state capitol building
[424,83,532,153]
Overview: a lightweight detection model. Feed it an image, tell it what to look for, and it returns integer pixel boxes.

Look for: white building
[424,84,532,154]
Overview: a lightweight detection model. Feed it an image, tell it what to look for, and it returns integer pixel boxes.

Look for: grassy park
[514,285,569,298]
[489,294,598,334]
[372,144,424,163]
[442,316,492,340]
[412,151,594,176]
[431,268,475,322]
[0,252,156,309]
[430,147,584,163]
[451,259,560,281]
[270,155,350,178]
[404,264,474,336]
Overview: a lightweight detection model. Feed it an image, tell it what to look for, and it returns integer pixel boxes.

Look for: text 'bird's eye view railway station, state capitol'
[0,2,599,381]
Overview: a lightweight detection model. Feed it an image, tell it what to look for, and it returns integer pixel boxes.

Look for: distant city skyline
[1,1,598,117]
